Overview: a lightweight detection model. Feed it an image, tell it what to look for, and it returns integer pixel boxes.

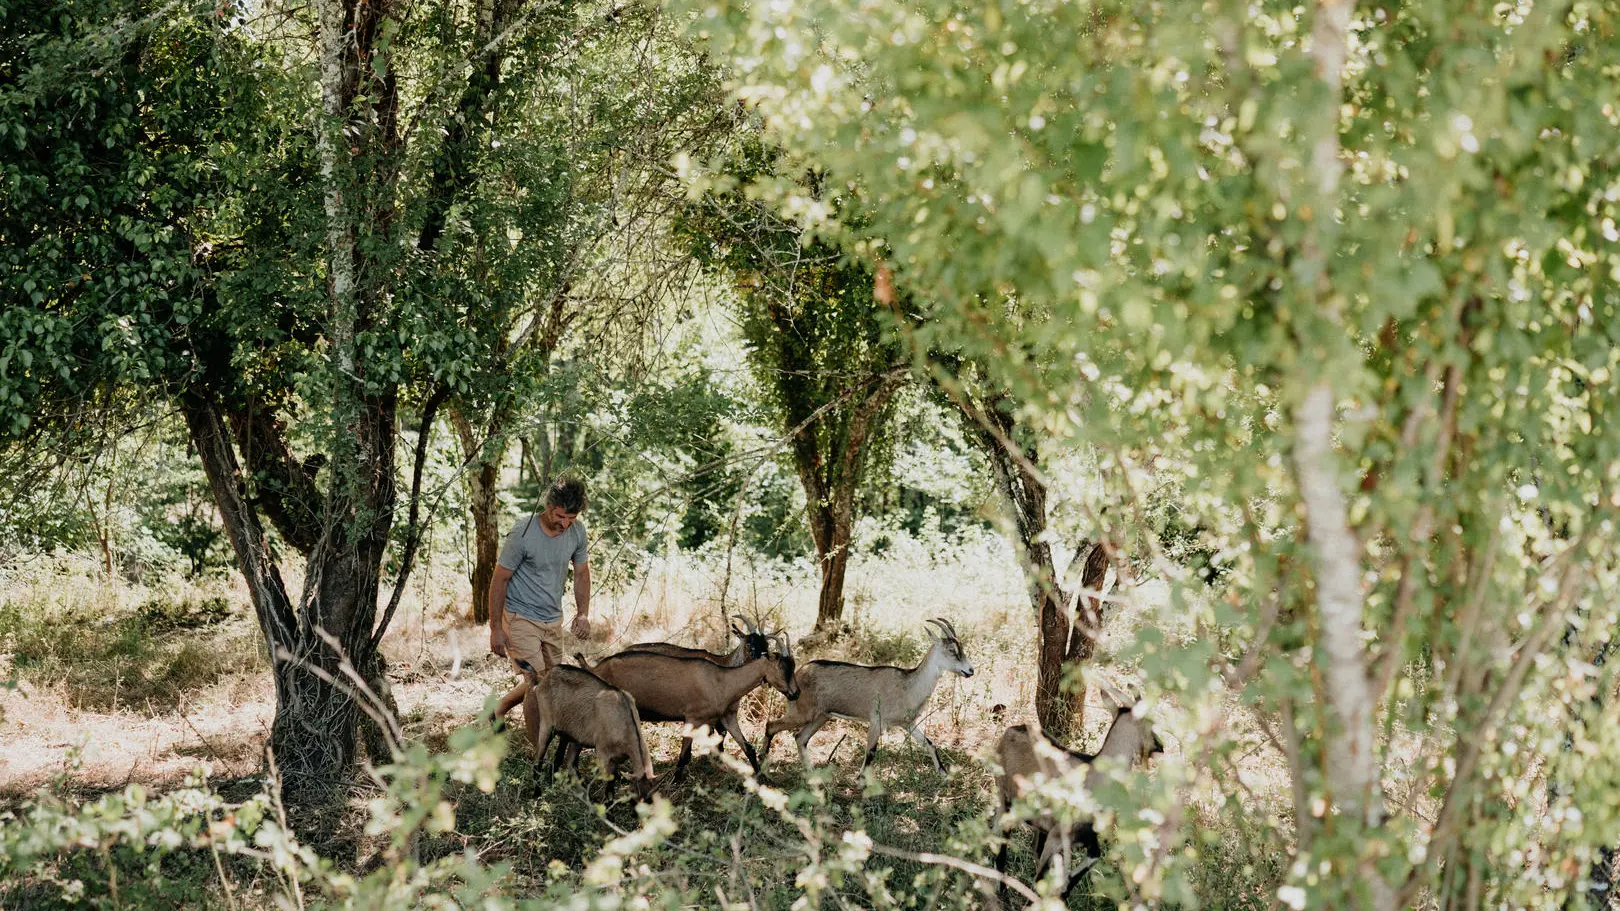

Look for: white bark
[1294,381,1377,815]
[1293,8,1388,902]
[315,0,357,379]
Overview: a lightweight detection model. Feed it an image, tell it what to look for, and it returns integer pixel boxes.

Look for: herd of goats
[504,615,1164,896]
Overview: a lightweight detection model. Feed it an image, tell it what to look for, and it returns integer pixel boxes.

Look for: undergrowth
[0,723,1149,911]
[0,590,259,712]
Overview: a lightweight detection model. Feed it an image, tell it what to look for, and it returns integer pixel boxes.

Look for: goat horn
[934,617,958,639]
[923,618,945,639]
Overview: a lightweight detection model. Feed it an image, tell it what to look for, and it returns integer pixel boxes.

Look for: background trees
[679,153,910,634]
[673,0,1620,903]
[4,0,1620,904]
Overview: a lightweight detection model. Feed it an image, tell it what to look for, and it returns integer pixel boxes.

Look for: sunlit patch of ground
[1,535,1258,841]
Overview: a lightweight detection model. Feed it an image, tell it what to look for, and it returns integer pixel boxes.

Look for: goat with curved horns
[621,614,771,667]
[994,705,1163,899]
[612,616,774,759]
[578,632,799,779]
[761,618,973,776]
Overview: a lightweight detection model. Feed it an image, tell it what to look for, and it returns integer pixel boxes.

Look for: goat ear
[1096,682,1127,710]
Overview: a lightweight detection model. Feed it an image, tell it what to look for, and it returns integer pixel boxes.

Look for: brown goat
[517,660,655,799]
[578,639,798,779]
[994,707,1163,898]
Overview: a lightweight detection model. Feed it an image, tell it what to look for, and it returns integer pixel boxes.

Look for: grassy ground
[0,533,1284,908]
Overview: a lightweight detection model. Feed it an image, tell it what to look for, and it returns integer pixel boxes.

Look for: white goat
[761,618,973,775]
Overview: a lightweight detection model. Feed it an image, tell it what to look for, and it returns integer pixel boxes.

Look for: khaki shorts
[506,610,565,672]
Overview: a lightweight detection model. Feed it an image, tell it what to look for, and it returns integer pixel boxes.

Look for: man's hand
[570,614,591,640]
[490,626,510,658]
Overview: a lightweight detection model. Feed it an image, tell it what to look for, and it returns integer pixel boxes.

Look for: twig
[179,706,237,777]
[1393,526,1598,908]
[868,843,1040,904]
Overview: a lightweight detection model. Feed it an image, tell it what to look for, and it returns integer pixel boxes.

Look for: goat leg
[905,724,947,775]
[861,710,883,770]
[1060,823,1102,898]
[533,721,556,796]
[674,734,695,781]
[549,732,574,775]
[993,795,1012,901]
[560,739,582,777]
[522,687,542,757]
[721,711,760,773]
[761,715,803,770]
[795,716,830,769]
[1033,828,1052,879]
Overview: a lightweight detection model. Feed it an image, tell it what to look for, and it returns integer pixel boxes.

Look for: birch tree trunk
[1292,0,1391,905]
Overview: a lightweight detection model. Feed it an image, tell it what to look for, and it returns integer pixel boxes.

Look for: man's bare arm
[571,562,591,638]
[489,564,515,655]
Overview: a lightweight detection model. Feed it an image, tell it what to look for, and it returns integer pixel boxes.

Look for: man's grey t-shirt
[497,516,588,623]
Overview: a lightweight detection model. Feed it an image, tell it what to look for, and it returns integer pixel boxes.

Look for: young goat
[761,618,973,775]
[622,615,771,668]
[517,660,655,799]
[994,707,1163,898]
[577,634,799,779]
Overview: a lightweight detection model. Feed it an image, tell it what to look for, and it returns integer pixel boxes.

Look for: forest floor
[0,533,1295,907]
[0,532,1139,798]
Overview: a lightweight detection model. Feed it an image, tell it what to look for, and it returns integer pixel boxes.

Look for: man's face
[542,504,580,531]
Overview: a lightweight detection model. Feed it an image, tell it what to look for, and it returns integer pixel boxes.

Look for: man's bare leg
[495,678,529,719]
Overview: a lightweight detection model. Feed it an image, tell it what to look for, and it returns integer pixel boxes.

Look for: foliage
[0,418,230,576]
[676,138,914,628]
[0,585,251,712]
[675,0,1620,904]
[0,0,269,440]
[0,711,1187,911]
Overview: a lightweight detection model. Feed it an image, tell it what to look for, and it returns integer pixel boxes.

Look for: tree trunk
[1065,540,1111,664]
[276,389,397,801]
[787,369,907,634]
[814,508,854,632]
[467,464,502,624]
[184,386,396,801]
[958,388,1090,741]
[452,407,508,624]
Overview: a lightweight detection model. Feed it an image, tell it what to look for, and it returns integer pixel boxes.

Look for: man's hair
[545,475,587,514]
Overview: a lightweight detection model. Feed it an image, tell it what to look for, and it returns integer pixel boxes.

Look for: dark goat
[579,635,798,779]
[622,614,771,668]
[994,707,1163,898]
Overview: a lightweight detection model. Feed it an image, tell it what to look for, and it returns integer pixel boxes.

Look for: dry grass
[0,534,1153,796]
[0,532,1304,909]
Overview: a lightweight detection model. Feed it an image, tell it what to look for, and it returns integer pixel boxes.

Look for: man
[488,475,592,733]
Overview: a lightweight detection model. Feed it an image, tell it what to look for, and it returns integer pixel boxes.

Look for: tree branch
[224,401,325,555]
[181,386,298,650]
[372,381,451,651]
